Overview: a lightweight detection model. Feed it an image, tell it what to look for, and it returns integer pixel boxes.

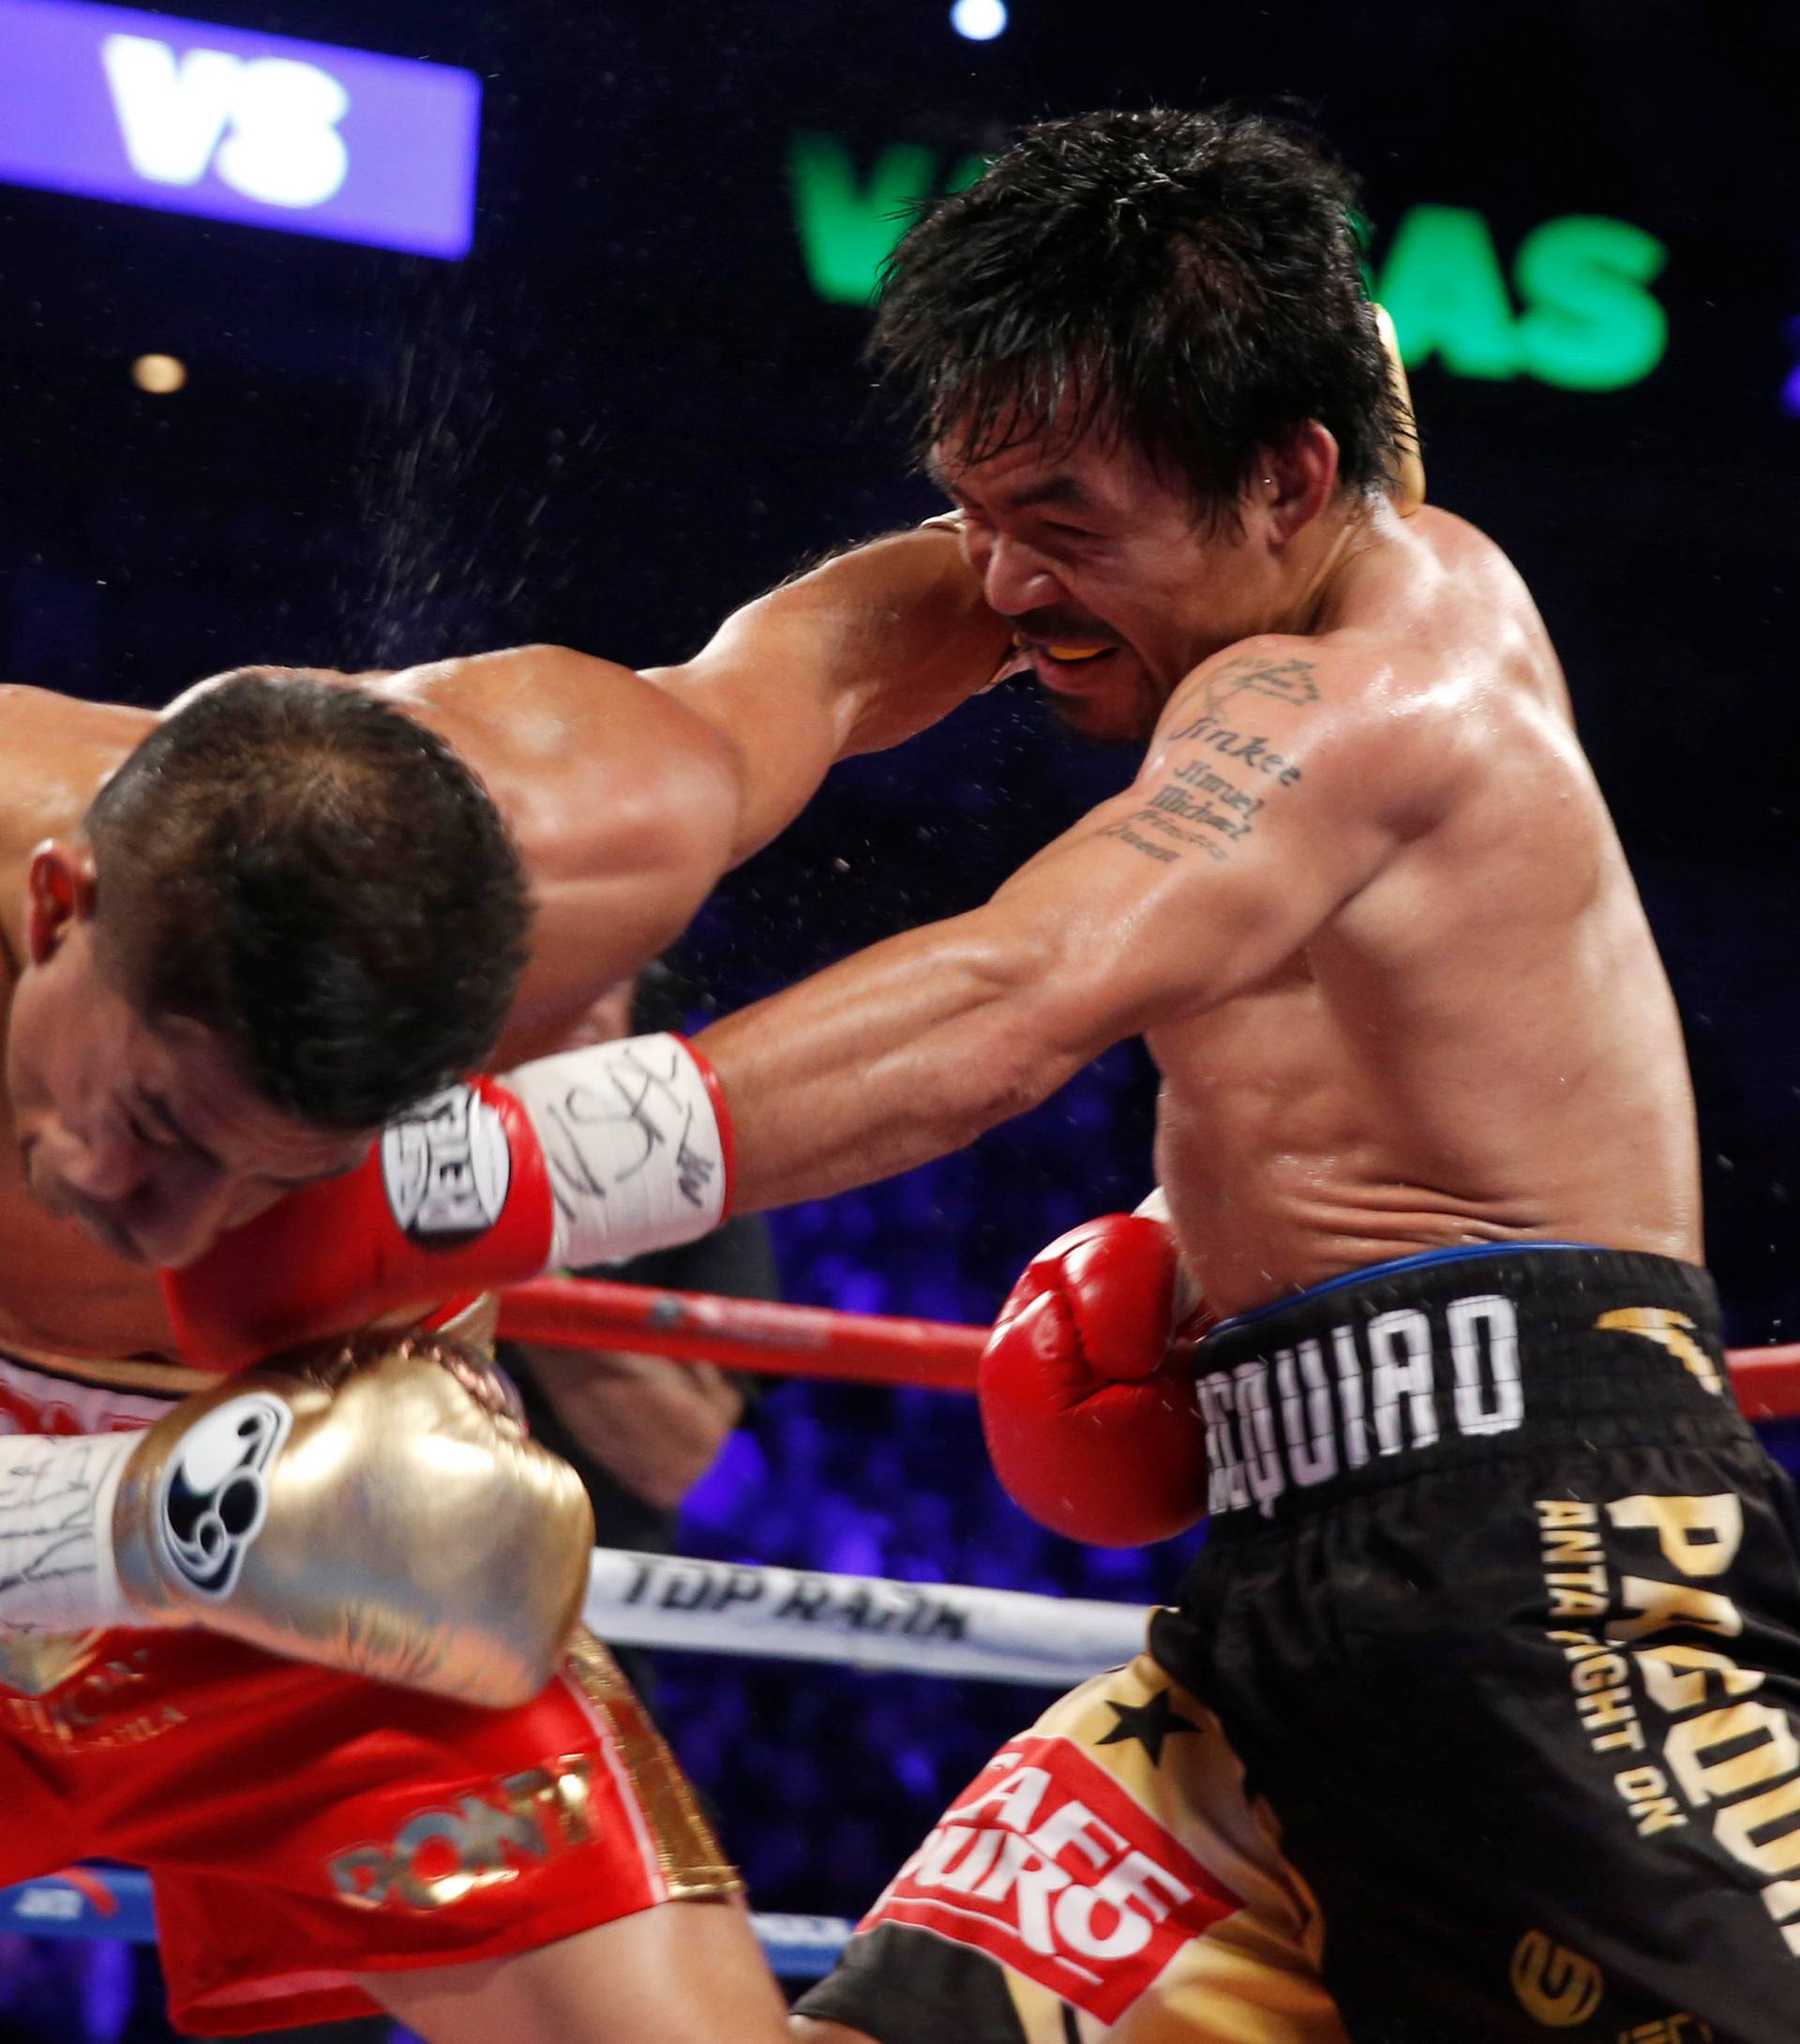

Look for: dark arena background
[0,2,1796,2036]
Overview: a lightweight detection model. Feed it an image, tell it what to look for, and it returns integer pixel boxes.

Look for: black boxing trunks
[796,1244,1800,2043]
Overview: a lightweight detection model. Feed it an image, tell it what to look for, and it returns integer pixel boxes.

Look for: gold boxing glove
[108,1334,593,1706]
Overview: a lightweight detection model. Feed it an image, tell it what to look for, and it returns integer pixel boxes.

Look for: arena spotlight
[131,353,188,393]
[950,0,1007,40]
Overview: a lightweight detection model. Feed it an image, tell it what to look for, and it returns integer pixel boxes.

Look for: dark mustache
[1008,607,1114,642]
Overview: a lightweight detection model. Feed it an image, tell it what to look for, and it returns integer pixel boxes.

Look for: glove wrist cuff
[507,1031,731,1268]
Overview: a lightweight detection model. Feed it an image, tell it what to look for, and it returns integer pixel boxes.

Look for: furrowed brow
[924,463,1101,519]
[1004,475,1100,515]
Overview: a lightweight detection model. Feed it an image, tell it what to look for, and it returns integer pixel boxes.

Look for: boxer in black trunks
[721,107,1794,2041]
[793,1240,1798,2041]
[588,108,1790,2039]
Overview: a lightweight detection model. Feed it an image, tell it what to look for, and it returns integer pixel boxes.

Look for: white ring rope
[585,1547,1150,1687]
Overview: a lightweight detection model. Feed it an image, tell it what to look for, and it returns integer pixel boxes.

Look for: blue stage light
[951,0,1008,42]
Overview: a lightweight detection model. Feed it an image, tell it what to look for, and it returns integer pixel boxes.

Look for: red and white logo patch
[863,1734,1241,2025]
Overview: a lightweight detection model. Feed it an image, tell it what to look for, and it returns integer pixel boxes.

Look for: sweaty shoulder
[0,684,156,873]
[1360,506,1575,726]
[1151,627,1472,864]
[1163,514,1577,836]
[361,647,747,1056]
[370,645,742,888]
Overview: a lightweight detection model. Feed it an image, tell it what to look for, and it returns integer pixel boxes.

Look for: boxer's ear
[1263,423,1339,542]
[24,838,98,964]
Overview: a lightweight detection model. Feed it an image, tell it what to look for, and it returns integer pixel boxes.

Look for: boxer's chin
[20,1144,67,1224]
[67,1195,142,1263]
[1045,677,1160,746]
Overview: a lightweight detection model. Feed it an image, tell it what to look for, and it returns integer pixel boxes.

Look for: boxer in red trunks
[0,539,1007,2036]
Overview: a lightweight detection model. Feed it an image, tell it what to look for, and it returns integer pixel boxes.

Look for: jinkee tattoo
[1102,656,1320,866]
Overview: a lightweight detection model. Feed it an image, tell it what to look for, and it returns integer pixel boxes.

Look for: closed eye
[125,1107,181,1153]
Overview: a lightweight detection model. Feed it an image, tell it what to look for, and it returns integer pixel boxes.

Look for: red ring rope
[496,1277,1800,1418]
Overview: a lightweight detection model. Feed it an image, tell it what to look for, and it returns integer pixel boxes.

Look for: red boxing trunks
[796,1244,1800,2042]
[0,1351,736,2036]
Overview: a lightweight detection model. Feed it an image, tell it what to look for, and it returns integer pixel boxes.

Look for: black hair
[870,106,1410,520]
[85,671,532,1129]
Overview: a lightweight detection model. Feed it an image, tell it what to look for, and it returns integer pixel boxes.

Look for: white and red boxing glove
[979,1196,1210,1546]
[164,1033,733,1373]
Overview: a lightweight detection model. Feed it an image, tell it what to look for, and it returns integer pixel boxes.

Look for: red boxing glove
[979,1213,1208,1546]
[164,1032,734,1375]
[164,1077,555,1374]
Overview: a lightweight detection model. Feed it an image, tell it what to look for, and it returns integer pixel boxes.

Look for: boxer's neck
[1262,492,1396,647]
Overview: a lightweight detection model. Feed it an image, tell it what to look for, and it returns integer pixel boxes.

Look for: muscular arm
[698,640,1458,1210]
[12,529,1001,1061]
[646,520,1009,856]
[369,647,742,1060]
[352,528,1006,1059]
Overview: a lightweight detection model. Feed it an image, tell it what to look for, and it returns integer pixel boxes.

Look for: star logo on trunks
[1094,1690,1201,1766]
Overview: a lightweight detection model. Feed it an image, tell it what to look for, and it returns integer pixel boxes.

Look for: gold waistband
[0,1295,499,1402]
[0,1340,211,1399]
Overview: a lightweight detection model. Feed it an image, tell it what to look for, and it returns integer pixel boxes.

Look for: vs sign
[0,0,480,257]
[101,34,352,210]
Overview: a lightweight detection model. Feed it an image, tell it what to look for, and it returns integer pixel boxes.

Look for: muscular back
[0,659,742,1361]
[1150,510,1700,1310]
[0,526,1004,1361]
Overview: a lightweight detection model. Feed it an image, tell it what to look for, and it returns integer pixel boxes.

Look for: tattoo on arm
[1193,654,1320,719]
[1102,656,1320,868]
